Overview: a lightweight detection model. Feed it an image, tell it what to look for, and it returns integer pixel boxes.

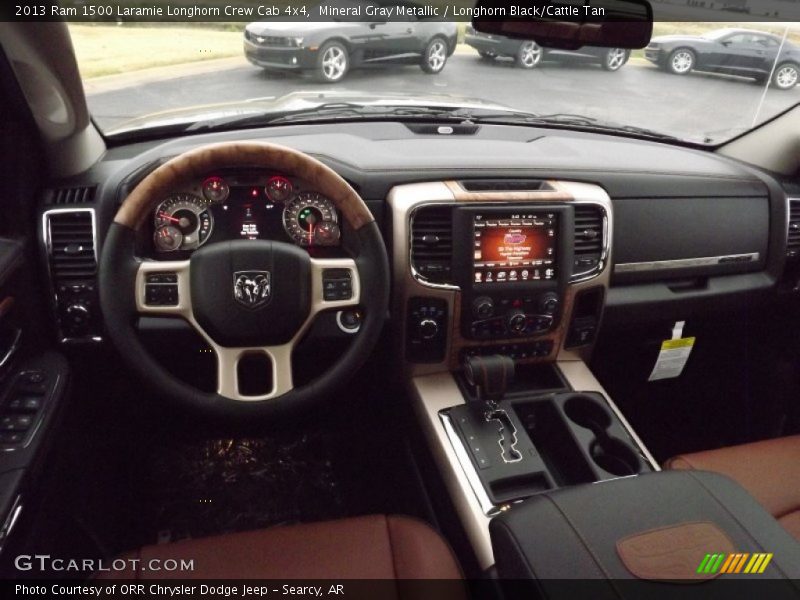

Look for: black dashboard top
[44,120,789,329]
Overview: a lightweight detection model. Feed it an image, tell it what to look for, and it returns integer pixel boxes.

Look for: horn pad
[190,240,311,347]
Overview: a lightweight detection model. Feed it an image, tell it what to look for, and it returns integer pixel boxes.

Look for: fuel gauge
[154,225,183,252]
[202,176,229,203]
[314,221,341,246]
[265,175,293,204]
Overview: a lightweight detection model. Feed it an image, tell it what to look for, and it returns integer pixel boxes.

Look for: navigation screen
[473,213,557,284]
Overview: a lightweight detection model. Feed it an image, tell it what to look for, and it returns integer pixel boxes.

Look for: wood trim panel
[114,141,374,231]
[444,180,574,203]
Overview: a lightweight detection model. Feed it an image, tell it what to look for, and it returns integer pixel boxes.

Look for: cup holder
[563,394,642,477]
[590,437,641,476]
[563,395,611,431]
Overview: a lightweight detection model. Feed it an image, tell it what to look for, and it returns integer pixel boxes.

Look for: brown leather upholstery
[665,435,800,540]
[98,515,462,580]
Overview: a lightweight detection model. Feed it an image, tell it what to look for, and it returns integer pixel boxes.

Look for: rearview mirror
[471,0,653,51]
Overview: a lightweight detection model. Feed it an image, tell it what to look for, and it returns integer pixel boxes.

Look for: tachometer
[282,192,338,247]
[154,193,214,250]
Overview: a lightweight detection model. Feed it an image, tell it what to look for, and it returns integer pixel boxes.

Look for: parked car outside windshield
[244,10,458,82]
[71,20,800,144]
[645,27,800,90]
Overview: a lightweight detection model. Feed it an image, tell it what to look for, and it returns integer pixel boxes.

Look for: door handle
[0,327,21,370]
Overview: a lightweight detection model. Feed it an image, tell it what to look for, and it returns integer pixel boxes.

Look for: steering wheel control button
[145,283,178,306]
[323,269,353,301]
[145,272,178,284]
[144,272,180,306]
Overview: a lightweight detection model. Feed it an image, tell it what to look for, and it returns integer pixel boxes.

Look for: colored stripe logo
[697,553,773,574]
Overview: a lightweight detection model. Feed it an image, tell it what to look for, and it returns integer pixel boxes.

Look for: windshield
[68,18,800,145]
[701,29,738,40]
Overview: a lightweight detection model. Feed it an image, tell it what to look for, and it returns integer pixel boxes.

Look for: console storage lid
[490,471,800,594]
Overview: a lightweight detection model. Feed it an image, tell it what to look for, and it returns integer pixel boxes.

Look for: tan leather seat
[666,435,800,540]
[97,514,462,580]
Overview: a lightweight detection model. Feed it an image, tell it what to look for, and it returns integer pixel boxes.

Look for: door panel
[714,34,768,72]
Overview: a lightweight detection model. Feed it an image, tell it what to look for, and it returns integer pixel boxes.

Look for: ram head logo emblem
[233,271,271,309]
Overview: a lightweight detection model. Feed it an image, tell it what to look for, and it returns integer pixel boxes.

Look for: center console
[491,470,800,592]
[389,180,659,571]
[444,352,654,507]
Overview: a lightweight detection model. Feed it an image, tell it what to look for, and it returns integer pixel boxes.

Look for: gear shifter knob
[463,354,515,404]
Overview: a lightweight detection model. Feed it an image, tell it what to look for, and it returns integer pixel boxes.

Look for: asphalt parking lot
[86,50,800,143]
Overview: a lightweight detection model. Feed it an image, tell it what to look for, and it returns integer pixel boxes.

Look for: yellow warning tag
[661,337,696,351]
[649,321,696,381]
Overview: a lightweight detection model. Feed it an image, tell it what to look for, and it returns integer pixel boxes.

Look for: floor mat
[141,434,346,542]
[130,419,428,546]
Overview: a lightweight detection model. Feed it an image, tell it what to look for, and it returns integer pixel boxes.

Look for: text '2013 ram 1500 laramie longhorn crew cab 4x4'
[0,2,799,598]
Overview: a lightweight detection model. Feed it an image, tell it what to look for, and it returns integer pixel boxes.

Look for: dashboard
[147,171,341,256]
[37,120,794,357]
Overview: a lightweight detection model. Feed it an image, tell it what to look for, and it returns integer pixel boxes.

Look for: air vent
[788,199,800,260]
[46,210,97,282]
[572,205,604,279]
[46,185,97,205]
[460,180,554,192]
[411,206,453,285]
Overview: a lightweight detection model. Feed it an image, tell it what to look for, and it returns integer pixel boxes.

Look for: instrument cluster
[151,172,341,254]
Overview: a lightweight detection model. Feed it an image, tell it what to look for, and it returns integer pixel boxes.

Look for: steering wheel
[99,142,389,417]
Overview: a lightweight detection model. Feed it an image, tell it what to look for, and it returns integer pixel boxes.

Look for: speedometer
[282,192,339,247]
[154,193,213,251]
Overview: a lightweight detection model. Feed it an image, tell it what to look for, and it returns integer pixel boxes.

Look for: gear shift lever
[462,354,521,463]
[463,354,515,409]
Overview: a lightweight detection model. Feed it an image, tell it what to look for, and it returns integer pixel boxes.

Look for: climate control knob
[539,292,560,315]
[472,296,494,319]
[506,310,527,335]
[418,318,439,340]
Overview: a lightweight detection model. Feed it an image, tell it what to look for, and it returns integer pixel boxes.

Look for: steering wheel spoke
[214,344,295,401]
[132,257,361,402]
[135,259,192,317]
[309,257,361,315]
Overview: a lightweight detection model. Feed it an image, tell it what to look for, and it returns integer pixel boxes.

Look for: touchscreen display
[473,213,557,284]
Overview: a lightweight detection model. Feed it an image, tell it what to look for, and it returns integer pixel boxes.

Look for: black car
[645,28,800,90]
[464,26,630,71]
[244,3,457,83]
